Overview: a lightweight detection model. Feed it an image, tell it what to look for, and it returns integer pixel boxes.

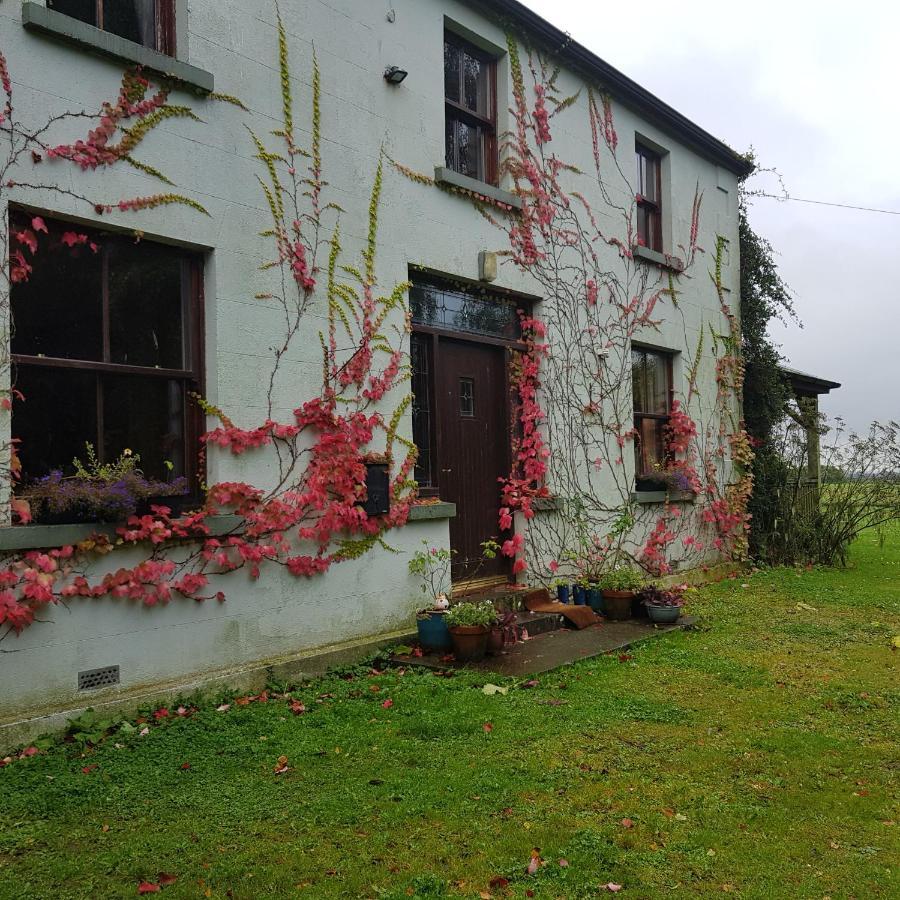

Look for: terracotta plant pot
[602,590,634,621]
[487,627,505,656]
[449,625,490,662]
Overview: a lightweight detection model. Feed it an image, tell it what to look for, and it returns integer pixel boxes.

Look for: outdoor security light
[383,66,408,85]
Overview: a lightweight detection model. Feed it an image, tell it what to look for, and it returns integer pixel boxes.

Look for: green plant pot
[646,604,681,625]
[602,590,634,621]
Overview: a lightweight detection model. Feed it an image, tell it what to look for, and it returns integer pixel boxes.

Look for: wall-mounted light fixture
[384,65,408,85]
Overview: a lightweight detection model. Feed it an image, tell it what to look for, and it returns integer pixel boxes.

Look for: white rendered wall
[0,0,742,718]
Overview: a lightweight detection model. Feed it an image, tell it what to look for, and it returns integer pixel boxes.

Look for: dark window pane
[632,350,645,413]
[445,114,457,171]
[410,282,519,340]
[411,335,433,487]
[108,241,185,368]
[463,52,488,116]
[444,41,460,103]
[636,417,666,477]
[103,0,157,48]
[459,377,474,417]
[11,222,103,361]
[14,367,98,481]
[455,118,479,180]
[103,375,185,481]
[647,353,669,414]
[47,0,97,27]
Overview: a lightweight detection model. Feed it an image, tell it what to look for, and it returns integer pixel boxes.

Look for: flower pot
[556,584,570,604]
[449,625,490,662]
[416,610,452,651]
[574,585,586,605]
[602,590,635,621]
[587,587,604,613]
[646,603,682,625]
[487,627,505,656]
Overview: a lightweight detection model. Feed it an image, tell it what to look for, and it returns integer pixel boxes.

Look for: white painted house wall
[0,0,744,726]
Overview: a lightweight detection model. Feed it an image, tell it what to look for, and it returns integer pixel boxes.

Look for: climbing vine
[0,12,416,635]
[396,34,753,580]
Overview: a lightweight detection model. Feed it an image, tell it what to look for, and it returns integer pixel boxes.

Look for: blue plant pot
[587,587,603,613]
[574,585,586,605]
[556,584,570,604]
[416,610,452,650]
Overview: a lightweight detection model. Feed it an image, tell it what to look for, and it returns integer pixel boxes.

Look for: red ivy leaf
[137,883,160,894]
[483,722,494,733]
[381,699,393,709]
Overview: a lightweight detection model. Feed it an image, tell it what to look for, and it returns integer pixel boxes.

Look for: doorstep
[393,616,697,677]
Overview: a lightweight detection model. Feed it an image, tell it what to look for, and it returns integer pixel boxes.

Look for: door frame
[411,324,526,587]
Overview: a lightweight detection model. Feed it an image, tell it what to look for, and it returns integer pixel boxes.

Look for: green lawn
[1,530,898,899]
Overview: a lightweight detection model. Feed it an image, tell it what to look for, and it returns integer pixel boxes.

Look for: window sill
[22,2,214,93]
[433,167,522,211]
[633,245,685,273]
[0,515,243,552]
[408,501,456,521]
[632,490,696,505]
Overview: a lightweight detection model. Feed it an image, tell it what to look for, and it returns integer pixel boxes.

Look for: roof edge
[476,0,754,177]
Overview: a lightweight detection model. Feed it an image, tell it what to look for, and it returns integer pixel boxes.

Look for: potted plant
[445,600,498,662]
[17,445,188,525]
[639,585,687,624]
[554,579,571,604]
[597,566,645,621]
[408,542,454,651]
[489,610,521,655]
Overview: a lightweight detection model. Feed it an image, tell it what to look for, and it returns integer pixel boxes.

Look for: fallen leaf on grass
[216,704,230,713]
[521,679,539,689]
[157,873,177,886]
[153,708,169,720]
[620,818,634,829]
[81,765,97,774]
[273,755,291,775]
[137,883,161,894]
[482,684,509,696]
[139,727,150,737]
[180,762,191,770]
[382,699,394,709]
[558,858,569,867]
[891,636,900,650]
[483,722,494,733]
[525,849,542,875]
[488,876,510,889]
[604,884,623,893]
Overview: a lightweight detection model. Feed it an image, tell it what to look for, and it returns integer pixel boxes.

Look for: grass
[1,529,898,899]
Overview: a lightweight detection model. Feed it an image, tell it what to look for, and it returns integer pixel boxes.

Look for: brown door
[435,338,510,583]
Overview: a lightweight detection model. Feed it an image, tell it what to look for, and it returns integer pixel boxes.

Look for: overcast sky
[521,0,900,433]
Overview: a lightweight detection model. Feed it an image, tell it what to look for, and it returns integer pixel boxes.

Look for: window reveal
[444,32,497,185]
[10,213,203,488]
[47,0,175,54]
[632,347,672,488]
[635,143,663,252]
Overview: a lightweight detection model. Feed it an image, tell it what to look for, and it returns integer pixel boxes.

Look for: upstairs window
[635,143,663,252]
[444,32,497,185]
[47,0,175,54]
[10,213,203,490]
[632,347,672,490]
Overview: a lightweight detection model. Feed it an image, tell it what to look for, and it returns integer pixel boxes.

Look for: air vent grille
[77,665,120,691]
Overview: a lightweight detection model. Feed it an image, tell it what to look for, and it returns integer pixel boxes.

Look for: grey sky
[521,0,900,433]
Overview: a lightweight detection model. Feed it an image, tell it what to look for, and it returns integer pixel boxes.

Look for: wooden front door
[435,338,510,583]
